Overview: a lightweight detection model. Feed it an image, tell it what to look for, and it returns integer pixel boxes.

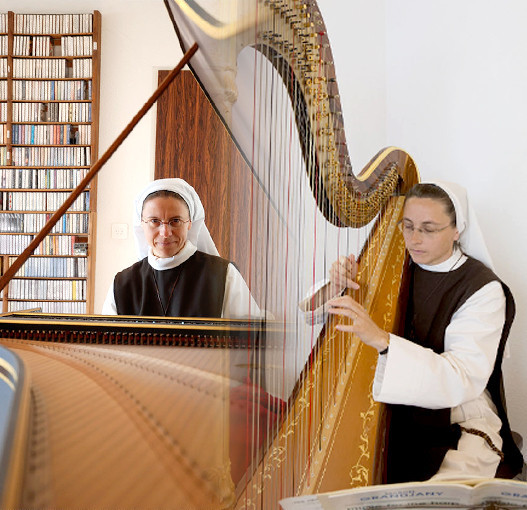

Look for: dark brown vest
[386,257,523,483]
[113,251,229,317]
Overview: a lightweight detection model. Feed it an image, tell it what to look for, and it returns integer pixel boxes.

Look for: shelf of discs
[0,11,100,314]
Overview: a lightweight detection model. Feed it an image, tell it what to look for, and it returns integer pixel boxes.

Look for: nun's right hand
[329,254,359,293]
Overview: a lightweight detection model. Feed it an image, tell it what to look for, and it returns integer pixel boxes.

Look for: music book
[279,478,527,510]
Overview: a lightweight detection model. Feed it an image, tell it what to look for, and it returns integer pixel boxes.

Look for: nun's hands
[303,254,360,312]
[328,295,390,353]
[328,254,359,295]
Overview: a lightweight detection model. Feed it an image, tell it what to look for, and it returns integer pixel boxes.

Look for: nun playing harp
[307,181,524,483]
[102,178,262,318]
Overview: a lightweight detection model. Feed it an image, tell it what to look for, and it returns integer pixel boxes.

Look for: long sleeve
[222,263,266,319]
[373,280,505,410]
[102,282,117,315]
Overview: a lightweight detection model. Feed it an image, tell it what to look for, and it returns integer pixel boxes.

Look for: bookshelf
[0,11,100,314]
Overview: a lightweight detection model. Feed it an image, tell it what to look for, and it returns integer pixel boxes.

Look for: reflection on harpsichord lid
[132,178,219,260]
[102,177,268,320]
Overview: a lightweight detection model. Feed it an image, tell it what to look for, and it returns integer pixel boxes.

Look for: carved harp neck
[165,0,418,224]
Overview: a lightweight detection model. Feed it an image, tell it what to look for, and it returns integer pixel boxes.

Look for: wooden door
[155,70,253,282]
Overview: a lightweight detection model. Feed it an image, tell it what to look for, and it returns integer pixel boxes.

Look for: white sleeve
[101,281,118,315]
[373,281,505,409]
[222,263,266,319]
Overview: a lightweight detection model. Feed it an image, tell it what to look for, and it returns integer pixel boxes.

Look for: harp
[163,0,419,503]
[0,2,419,509]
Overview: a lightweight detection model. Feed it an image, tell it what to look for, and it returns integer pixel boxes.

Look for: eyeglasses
[141,218,190,230]
[397,221,452,238]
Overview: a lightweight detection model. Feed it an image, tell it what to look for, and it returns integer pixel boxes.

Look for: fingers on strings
[327,295,362,327]
[331,254,360,290]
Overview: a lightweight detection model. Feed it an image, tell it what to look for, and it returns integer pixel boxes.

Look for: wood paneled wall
[155,70,253,280]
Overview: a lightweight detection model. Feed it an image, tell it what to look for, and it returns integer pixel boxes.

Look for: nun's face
[141,196,192,258]
[401,197,459,266]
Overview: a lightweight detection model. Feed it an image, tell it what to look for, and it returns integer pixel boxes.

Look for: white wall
[384,0,527,456]
[318,0,387,171]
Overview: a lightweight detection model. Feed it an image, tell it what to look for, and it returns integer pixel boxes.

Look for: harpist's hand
[328,295,389,353]
[329,254,359,294]
[301,254,360,313]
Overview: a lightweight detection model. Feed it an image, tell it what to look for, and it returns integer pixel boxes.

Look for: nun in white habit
[102,178,263,319]
[323,181,523,483]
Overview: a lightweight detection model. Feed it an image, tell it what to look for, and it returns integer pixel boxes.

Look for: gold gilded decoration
[345,197,407,487]
[348,381,378,486]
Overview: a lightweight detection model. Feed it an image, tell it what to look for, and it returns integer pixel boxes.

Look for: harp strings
[216,0,379,504]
